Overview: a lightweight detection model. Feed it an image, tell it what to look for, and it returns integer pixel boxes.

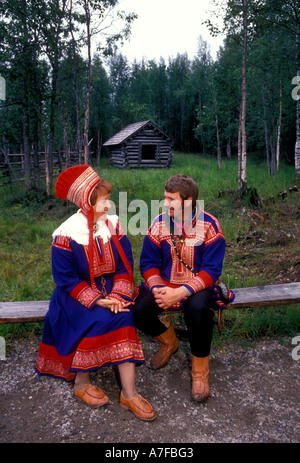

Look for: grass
[0,152,299,342]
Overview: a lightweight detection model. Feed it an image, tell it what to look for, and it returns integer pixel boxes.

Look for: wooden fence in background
[0,149,93,187]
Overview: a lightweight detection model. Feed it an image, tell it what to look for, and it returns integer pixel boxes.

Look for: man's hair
[90,179,113,206]
[164,174,198,207]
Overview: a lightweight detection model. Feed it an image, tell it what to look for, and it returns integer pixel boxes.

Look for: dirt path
[0,334,299,445]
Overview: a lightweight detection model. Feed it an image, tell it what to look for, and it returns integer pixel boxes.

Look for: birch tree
[74,0,137,164]
[251,0,300,177]
[204,0,250,191]
[238,0,248,192]
[41,0,69,195]
[295,23,300,177]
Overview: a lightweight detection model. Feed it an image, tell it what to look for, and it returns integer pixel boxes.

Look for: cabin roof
[103,120,172,147]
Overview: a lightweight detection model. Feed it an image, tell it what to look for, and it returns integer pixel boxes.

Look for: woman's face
[92,193,111,219]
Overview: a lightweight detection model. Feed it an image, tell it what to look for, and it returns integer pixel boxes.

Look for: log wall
[108,126,173,168]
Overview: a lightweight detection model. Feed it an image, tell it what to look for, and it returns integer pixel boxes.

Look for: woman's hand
[96,297,131,313]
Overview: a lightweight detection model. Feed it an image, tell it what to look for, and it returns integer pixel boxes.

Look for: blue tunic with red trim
[140,209,226,309]
[36,212,144,381]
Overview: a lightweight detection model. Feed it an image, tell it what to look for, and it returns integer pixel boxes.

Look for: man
[133,174,226,402]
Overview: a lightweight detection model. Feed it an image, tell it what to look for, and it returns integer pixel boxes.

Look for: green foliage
[1,0,299,167]
[4,187,53,208]
[219,306,300,342]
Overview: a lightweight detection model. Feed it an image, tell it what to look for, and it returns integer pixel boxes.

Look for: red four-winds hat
[55,165,101,292]
[55,164,101,216]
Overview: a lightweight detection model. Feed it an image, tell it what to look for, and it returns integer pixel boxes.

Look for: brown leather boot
[191,355,210,402]
[150,323,179,370]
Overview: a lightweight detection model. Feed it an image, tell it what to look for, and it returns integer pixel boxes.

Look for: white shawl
[52,210,119,245]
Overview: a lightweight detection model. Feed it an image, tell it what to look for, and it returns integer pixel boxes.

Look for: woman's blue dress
[36,212,144,381]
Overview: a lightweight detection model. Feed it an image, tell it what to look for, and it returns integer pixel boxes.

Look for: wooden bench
[162,281,300,334]
[0,282,299,327]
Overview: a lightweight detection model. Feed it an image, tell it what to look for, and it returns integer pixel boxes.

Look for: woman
[36,165,156,421]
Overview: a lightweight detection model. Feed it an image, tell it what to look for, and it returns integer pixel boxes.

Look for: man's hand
[152,286,187,310]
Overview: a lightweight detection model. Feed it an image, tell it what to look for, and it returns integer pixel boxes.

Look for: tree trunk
[97,130,102,166]
[295,24,300,178]
[276,79,282,172]
[238,0,248,193]
[215,114,222,168]
[58,84,70,169]
[212,84,222,168]
[22,100,32,192]
[180,94,185,151]
[44,144,50,194]
[238,103,242,186]
[262,82,270,174]
[20,0,32,192]
[270,134,276,177]
[227,116,231,158]
[32,138,39,188]
[83,0,93,165]
[227,137,231,158]
[46,67,57,195]
[69,0,82,163]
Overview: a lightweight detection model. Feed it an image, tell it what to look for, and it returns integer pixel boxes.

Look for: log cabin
[103,120,174,168]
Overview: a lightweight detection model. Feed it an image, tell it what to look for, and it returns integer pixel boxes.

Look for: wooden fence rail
[0,150,93,186]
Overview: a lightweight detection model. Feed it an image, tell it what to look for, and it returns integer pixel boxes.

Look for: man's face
[163,190,182,219]
[164,190,193,221]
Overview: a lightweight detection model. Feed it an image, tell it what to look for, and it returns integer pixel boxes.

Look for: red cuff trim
[184,271,213,294]
[143,269,165,291]
[70,282,90,299]
[196,270,214,287]
[143,268,161,279]
[70,282,101,308]
[111,278,133,299]
[113,273,132,283]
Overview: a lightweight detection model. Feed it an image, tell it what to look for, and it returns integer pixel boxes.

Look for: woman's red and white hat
[55,165,101,216]
[55,165,101,291]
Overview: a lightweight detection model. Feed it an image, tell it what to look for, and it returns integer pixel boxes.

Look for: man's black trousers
[133,286,215,358]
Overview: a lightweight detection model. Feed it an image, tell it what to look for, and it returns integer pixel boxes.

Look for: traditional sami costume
[133,207,227,359]
[139,208,226,307]
[36,166,144,382]
[133,200,232,402]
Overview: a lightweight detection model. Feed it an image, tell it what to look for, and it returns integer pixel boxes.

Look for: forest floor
[0,187,299,448]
